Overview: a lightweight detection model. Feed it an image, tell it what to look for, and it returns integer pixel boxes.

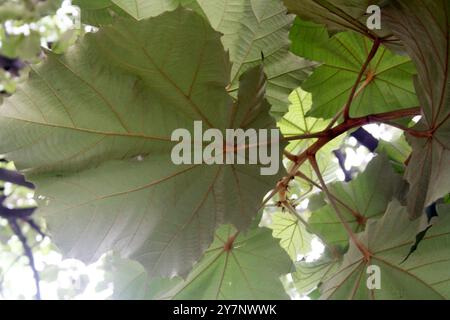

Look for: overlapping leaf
[320,201,450,299]
[196,0,314,117]
[72,0,117,26]
[384,0,450,219]
[309,155,404,249]
[278,88,342,192]
[110,256,150,300]
[282,0,400,47]
[80,0,313,117]
[0,9,283,279]
[112,224,292,300]
[73,0,204,26]
[292,249,340,296]
[376,132,411,171]
[269,211,314,261]
[290,19,418,119]
[149,225,291,300]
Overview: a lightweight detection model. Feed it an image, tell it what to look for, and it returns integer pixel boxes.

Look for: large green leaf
[0,9,283,278]
[320,201,450,299]
[290,19,418,119]
[384,0,450,219]
[309,155,404,249]
[112,224,291,300]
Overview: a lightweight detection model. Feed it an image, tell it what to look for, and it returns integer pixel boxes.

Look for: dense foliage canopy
[0,0,449,300]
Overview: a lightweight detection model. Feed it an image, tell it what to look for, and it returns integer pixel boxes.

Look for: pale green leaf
[269,211,314,261]
[290,19,418,119]
[320,201,450,299]
[278,88,342,192]
[309,154,404,249]
[292,249,340,296]
[111,256,149,300]
[376,133,411,171]
[197,0,314,117]
[147,224,292,300]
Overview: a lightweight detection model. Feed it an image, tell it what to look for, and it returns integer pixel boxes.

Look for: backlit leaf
[269,211,314,261]
[278,88,342,191]
[309,155,404,249]
[291,19,418,119]
[197,0,315,117]
[0,9,283,279]
[320,201,450,299]
[292,249,340,296]
[147,224,292,300]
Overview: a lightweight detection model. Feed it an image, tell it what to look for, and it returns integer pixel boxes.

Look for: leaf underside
[150,224,291,300]
[320,201,450,300]
[384,0,450,219]
[0,8,283,279]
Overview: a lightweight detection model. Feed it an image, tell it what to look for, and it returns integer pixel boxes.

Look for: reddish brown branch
[223,232,239,252]
[282,131,329,142]
[308,156,371,260]
[268,107,421,211]
[288,107,421,173]
[270,107,421,259]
